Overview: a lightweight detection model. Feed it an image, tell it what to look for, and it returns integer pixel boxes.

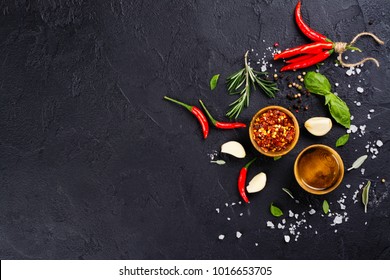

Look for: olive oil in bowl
[294,144,344,195]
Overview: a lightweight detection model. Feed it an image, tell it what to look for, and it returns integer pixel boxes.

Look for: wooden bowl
[249,105,300,157]
[294,144,344,195]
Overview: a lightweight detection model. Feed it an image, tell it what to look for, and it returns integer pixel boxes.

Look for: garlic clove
[246,172,267,193]
[221,141,246,158]
[304,117,332,136]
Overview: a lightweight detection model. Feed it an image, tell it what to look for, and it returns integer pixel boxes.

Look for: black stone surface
[0,0,389,260]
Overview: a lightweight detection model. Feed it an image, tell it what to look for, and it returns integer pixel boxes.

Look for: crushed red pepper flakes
[252,109,295,153]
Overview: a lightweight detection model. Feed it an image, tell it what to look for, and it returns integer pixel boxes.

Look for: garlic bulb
[304,117,332,136]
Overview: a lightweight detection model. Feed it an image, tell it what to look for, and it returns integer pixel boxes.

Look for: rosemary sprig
[226,51,279,119]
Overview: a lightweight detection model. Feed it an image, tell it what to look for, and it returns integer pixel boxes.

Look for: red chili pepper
[295,1,330,42]
[164,96,209,139]
[238,158,257,203]
[285,54,315,64]
[198,99,246,129]
[274,42,333,60]
[280,49,333,72]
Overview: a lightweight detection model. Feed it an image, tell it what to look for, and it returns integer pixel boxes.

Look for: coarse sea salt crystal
[218,234,225,240]
[357,87,364,93]
[356,102,361,107]
[261,65,267,72]
[216,208,220,213]
[282,219,286,224]
[361,168,365,175]
[335,83,339,87]
[346,69,353,76]
[255,243,259,246]
[369,109,375,113]
[236,231,242,239]
[333,215,343,225]
[284,235,290,243]
[356,68,361,74]
[377,140,383,147]
[367,114,371,119]
[267,221,275,229]
[309,209,316,215]
[289,210,294,217]
[227,217,231,221]
[346,184,351,188]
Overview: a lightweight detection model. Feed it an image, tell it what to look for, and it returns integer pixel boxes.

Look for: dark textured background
[0,0,389,259]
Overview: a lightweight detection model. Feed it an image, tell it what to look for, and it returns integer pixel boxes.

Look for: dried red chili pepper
[238,158,257,203]
[198,100,246,129]
[164,96,209,139]
[281,49,333,72]
[285,54,315,64]
[295,1,330,42]
[274,42,333,60]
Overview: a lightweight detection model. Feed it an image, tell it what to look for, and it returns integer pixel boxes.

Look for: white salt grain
[335,83,339,87]
[357,87,364,93]
[346,184,351,188]
[356,68,361,74]
[346,69,353,76]
[284,235,290,243]
[369,109,375,113]
[289,210,294,217]
[218,234,225,240]
[282,219,286,224]
[267,221,275,229]
[236,231,242,239]
[227,217,231,221]
[309,209,316,215]
[255,243,259,246]
[376,140,383,147]
[356,102,361,107]
[216,208,220,214]
[333,215,343,225]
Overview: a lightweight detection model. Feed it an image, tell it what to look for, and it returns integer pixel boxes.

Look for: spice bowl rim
[249,105,300,157]
[293,144,345,195]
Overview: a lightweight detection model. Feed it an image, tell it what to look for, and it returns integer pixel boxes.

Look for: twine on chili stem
[334,32,384,68]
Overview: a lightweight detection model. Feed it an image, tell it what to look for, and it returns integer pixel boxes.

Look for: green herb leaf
[282,188,294,199]
[304,72,351,128]
[304,72,332,96]
[210,74,220,90]
[210,160,226,165]
[362,180,371,213]
[347,155,368,171]
[225,51,278,119]
[270,203,283,217]
[322,200,330,214]
[274,156,282,161]
[326,94,351,128]
[336,134,350,147]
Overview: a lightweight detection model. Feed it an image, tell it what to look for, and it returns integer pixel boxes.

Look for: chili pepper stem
[198,99,217,126]
[244,157,257,169]
[164,96,192,111]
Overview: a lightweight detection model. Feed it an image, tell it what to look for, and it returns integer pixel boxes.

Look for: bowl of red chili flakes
[249,106,300,157]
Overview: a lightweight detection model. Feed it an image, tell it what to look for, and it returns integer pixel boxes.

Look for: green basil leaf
[327,94,351,128]
[210,74,220,90]
[270,203,283,217]
[336,134,350,147]
[322,200,330,214]
[274,156,282,161]
[304,71,332,95]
